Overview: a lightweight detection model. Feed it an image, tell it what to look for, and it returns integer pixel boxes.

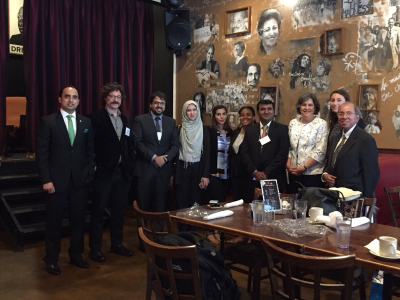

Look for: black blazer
[174,125,210,184]
[229,127,248,178]
[36,112,96,192]
[241,121,289,191]
[324,126,380,197]
[208,127,232,176]
[132,113,179,178]
[89,108,135,179]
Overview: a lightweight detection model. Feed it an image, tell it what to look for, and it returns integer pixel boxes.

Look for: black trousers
[287,173,323,194]
[89,165,131,251]
[231,176,254,203]
[175,161,201,232]
[207,175,229,202]
[44,181,89,264]
[136,172,170,233]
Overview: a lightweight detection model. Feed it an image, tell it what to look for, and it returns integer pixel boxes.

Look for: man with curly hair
[89,82,135,262]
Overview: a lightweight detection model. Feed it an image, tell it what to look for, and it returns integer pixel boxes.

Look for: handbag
[295,182,344,216]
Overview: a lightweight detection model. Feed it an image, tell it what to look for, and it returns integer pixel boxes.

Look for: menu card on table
[260,179,281,212]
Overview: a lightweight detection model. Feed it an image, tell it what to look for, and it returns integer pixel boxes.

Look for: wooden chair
[223,190,297,300]
[384,186,400,227]
[261,238,356,300]
[363,197,377,221]
[138,227,202,300]
[133,201,173,300]
[133,200,173,243]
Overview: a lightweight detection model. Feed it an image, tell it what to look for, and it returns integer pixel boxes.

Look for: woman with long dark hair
[206,105,231,244]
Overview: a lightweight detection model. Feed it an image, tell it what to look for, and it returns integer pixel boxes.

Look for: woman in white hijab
[175,100,210,231]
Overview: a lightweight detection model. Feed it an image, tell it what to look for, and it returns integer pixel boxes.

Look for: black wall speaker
[165,8,191,56]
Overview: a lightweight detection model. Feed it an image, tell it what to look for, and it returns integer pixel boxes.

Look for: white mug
[309,207,323,222]
[379,236,397,257]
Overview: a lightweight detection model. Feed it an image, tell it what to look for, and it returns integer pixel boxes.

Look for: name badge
[259,135,271,145]
[125,127,130,136]
[157,132,162,141]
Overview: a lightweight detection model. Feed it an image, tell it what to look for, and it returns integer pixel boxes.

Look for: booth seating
[375,153,400,225]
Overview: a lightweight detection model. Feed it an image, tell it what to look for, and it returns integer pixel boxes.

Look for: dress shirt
[60,109,76,137]
[334,122,357,151]
[107,108,123,163]
[259,120,271,138]
[150,112,166,163]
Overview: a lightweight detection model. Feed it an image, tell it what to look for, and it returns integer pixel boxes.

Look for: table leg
[383,272,393,300]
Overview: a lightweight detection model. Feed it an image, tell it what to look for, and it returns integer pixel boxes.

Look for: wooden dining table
[169,203,400,300]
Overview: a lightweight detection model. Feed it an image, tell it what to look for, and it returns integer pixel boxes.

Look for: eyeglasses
[337,112,355,117]
[108,95,122,99]
[152,101,166,106]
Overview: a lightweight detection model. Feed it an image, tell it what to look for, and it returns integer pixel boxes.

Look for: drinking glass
[336,216,352,249]
[295,200,308,221]
[281,197,293,219]
[262,198,275,224]
[251,200,264,226]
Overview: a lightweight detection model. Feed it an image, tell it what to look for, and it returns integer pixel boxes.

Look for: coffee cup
[309,207,323,222]
[379,236,397,257]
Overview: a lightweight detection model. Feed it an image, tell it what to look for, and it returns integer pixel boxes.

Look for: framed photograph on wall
[227,112,238,130]
[8,0,24,55]
[341,0,373,19]
[359,84,380,111]
[225,7,251,38]
[324,28,343,55]
[259,86,280,115]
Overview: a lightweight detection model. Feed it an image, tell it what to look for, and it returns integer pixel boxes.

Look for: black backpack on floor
[159,232,241,300]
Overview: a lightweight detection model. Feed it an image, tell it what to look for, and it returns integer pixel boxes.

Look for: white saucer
[369,250,400,260]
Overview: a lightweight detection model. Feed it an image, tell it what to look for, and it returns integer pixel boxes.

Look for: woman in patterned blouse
[206,105,231,244]
[286,93,328,193]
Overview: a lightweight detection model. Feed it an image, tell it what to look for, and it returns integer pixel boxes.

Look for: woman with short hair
[286,93,328,193]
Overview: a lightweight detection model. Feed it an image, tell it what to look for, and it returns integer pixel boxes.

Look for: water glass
[251,200,264,227]
[281,197,293,219]
[336,216,352,249]
[262,198,275,224]
[295,199,307,221]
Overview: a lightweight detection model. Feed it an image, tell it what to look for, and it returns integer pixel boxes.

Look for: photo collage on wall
[185,0,400,142]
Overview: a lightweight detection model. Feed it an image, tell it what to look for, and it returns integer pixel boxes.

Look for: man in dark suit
[322,102,379,197]
[132,92,179,232]
[88,82,135,263]
[241,99,289,193]
[36,86,95,275]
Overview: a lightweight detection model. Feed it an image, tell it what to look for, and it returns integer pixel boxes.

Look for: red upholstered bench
[376,153,400,225]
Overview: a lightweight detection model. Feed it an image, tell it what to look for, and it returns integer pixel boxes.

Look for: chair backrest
[133,201,173,242]
[254,188,297,201]
[384,186,400,227]
[261,238,355,300]
[362,197,377,221]
[139,227,202,300]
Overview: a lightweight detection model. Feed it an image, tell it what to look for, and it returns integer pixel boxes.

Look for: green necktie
[66,115,75,145]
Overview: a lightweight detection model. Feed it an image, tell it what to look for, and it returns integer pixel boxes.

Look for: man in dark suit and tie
[88,82,135,263]
[36,86,95,275]
[241,99,289,193]
[132,92,179,232]
[322,102,379,197]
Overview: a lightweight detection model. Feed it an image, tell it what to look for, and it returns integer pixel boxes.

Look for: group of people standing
[177,89,379,243]
[36,83,380,275]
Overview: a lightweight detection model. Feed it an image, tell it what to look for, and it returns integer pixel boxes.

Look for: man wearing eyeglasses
[132,92,179,235]
[322,102,379,197]
[89,82,135,262]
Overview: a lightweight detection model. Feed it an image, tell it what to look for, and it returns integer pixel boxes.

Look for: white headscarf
[179,100,203,167]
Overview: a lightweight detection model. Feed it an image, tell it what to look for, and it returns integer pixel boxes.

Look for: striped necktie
[332,135,346,167]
